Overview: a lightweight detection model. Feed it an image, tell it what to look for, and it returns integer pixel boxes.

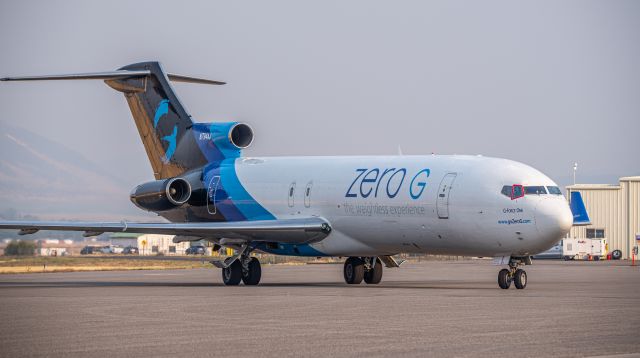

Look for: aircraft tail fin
[569,191,591,226]
[1,62,225,179]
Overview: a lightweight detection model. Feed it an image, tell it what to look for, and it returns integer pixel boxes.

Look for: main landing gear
[219,249,262,286]
[343,257,383,284]
[498,257,528,290]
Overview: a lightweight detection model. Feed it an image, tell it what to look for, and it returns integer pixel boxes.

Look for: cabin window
[512,185,524,200]
[547,186,562,195]
[524,186,547,195]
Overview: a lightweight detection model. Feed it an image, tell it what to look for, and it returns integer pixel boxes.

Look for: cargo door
[437,173,457,219]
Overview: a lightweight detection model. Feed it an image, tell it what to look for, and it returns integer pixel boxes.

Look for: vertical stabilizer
[106,62,209,179]
[569,191,591,226]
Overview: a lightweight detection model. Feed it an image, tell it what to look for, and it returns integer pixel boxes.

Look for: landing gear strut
[343,257,383,285]
[498,257,527,290]
[220,249,262,286]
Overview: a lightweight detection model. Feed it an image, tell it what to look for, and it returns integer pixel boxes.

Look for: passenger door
[437,173,457,219]
[207,176,220,214]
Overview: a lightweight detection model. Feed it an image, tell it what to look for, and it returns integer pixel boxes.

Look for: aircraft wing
[0,218,331,244]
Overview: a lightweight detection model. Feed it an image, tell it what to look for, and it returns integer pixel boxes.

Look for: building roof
[567,175,640,190]
[566,184,620,190]
[110,233,142,238]
[619,176,640,182]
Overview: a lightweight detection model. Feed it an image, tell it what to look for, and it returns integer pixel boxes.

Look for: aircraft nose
[535,199,573,242]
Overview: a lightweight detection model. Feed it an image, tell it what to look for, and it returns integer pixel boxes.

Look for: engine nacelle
[227,123,254,149]
[130,177,192,211]
[192,122,254,161]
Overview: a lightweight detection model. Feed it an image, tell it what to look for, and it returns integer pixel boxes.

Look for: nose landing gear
[498,257,528,289]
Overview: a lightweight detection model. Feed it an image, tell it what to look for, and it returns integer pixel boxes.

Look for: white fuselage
[228,155,573,257]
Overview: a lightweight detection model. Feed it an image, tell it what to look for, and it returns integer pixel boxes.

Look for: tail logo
[153,99,178,163]
[162,126,178,163]
[153,99,169,128]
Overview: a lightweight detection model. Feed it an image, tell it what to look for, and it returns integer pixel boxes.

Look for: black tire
[611,250,622,260]
[222,260,242,286]
[514,269,527,289]
[242,257,262,285]
[343,257,364,284]
[364,258,383,284]
[498,269,511,289]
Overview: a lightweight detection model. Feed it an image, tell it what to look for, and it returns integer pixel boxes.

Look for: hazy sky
[1,0,639,193]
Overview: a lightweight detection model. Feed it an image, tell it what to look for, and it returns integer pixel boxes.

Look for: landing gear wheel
[364,258,383,284]
[514,269,527,289]
[222,260,242,286]
[344,257,364,284]
[498,268,511,289]
[242,257,262,285]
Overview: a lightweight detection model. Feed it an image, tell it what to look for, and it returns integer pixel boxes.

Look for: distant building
[137,234,190,256]
[567,176,640,259]
[35,239,76,256]
[109,233,140,248]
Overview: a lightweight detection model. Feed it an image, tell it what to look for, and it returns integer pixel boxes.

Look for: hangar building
[566,176,640,259]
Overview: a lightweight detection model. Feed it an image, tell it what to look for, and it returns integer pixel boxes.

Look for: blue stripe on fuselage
[254,242,328,257]
[219,159,275,221]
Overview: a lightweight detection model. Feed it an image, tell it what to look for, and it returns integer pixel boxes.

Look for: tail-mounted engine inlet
[229,123,253,149]
[130,173,202,212]
[165,177,191,205]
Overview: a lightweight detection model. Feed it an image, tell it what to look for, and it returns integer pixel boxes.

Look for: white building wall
[622,178,640,255]
[567,177,640,259]
[137,234,190,256]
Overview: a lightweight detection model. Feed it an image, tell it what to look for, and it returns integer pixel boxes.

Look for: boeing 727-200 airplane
[0,61,580,289]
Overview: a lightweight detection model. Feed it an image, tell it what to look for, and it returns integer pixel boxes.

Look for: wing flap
[0,218,331,244]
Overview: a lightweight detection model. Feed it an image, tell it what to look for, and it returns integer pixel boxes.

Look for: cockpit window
[547,186,562,195]
[501,185,512,198]
[512,185,524,199]
[524,186,547,195]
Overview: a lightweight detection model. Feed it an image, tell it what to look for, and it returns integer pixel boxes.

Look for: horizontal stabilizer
[0,70,150,81]
[0,218,331,244]
[167,74,226,85]
[569,191,591,226]
[1,70,224,85]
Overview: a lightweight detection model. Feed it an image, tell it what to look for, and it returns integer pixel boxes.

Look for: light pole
[573,162,578,185]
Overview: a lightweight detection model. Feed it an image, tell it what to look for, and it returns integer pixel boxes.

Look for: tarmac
[0,260,638,358]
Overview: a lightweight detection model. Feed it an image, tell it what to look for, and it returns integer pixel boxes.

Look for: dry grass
[0,256,210,274]
[0,255,469,274]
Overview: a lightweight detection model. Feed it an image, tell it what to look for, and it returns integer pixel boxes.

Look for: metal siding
[625,180,640,256]
[568,178,640,259]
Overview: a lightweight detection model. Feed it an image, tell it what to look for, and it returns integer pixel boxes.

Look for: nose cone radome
[535,200,573,243]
